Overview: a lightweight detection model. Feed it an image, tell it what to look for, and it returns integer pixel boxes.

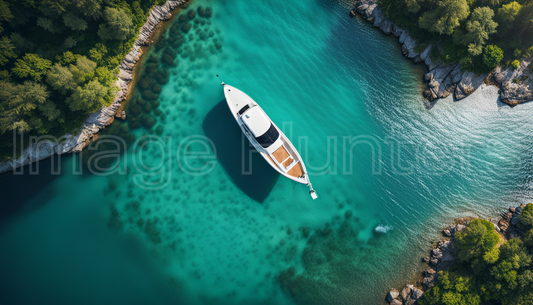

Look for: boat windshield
[255,124,279,148]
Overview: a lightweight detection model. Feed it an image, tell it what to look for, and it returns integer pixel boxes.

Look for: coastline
[352,0,533,109]
[0,0,187,174]
[385,204,528,305]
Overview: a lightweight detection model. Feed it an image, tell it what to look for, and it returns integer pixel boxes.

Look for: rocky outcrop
[353,0,533,108]
[389,284,423,305]
[0,0,187,174]
[387,288,400,302]
[498,203,526,239]
[492,59,533,106]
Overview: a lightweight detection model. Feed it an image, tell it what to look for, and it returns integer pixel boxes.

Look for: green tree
[405,0,421,13]
[497,2,522,33]
[458,7,498,55]
[0,81,49,134]
[0,0,13,33]
[455,219,500,264]
[88,43,108,65]
[482,45,504,70]
[520,203,533,228]
[12,53,52,81]
[94,66,114,86]
[489,239,531,294]
[63,36,77,50]
[36,17,62,34]
[69,56,96,84]
[38,101,60,121]
[419,0,471,35]
[0,37,17,66]
[37,0,72,17]
[97,7,134,41]
[66,79,109,112]
[72,0,102,20]
[524,229,533,248]
[476,0,500,7]
[62,12,87,31]
[46,63,76,94]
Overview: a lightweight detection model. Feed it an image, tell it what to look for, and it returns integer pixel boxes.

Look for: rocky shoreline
[0,0,187,174]
[385,204,527,305]
[352,0,533,109]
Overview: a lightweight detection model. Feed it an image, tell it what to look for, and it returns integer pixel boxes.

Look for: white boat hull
[222,83,317,199]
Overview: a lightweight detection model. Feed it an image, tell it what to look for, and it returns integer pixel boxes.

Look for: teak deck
[269,146,304,178]
[272,146,290,163]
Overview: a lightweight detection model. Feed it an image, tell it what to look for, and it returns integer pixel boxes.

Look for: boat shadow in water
[202,100,279,203]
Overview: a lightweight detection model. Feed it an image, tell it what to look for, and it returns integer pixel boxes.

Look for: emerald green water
[2,0,533,304]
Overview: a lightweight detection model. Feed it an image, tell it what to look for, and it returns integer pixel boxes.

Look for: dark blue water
[1,0,533,304]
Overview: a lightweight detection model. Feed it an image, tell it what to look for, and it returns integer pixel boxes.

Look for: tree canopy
[0,0,166,160]
[458,7,498,55]
[98,7,135,41]
[419,218,533,305]
[419,0,471,35]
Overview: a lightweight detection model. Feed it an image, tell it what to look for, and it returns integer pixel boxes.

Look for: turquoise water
[2,0,533,304]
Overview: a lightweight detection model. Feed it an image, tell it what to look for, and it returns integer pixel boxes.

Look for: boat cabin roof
[241,106,271,137]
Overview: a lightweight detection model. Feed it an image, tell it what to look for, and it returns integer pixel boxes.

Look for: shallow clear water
[2,0,533,304]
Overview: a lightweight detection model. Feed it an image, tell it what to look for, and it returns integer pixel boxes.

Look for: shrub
[520,203,533,228]
[511,60,520,69]
[483,45,504,71]
[527,46,533,57]
[513,78,519,83]
[514,49,522,59]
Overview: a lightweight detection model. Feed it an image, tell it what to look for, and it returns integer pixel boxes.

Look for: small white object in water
[375,224,393,233]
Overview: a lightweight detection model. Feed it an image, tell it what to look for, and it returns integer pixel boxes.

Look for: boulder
[387,289,400,302]
[455,71,486,101]
[511,207,523,225]
[442,229,451,237]
[391,23,404,37]
[390,300,402,305]
[420,44,433,61]
[412,288,424,300]
[401,285,413,301]
[430,258,438,266]
[424,72,434,81]
[422,274,438,289]
[510,207,516,213]
[425,268,436,276]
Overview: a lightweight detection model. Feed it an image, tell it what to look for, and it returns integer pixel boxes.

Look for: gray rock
[387,289,400,302]
[422,274,438,289]
[399,30,409,44]
[454,71,487,101]
[430,258,438,265]
[511,207,523,226]
[425,73,434,81]
[429,79,439,88]
[455,224,466,232]
[443,229,452,237]
[401,285,413,301]
[392,23,404,37]
[420,44,433,61]
[412,288,424,300]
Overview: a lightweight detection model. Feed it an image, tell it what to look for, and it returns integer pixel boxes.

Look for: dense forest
[418,204,533,305]
[379,0,533,73]
[0,0,167,161]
